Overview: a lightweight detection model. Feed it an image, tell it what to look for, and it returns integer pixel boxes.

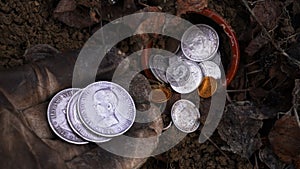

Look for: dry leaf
[176,0,208,16]
[259,147,286,169]
[269,115,300,165]
[53,0,100,28]
[218,102,263,158]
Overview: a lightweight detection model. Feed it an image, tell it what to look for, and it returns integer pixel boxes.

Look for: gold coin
[198,76,218,98]
[150,85,172,103]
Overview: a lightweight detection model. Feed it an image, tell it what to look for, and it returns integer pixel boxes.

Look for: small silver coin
[67,90,112,143]
[210,51,221,66]
[78,81,136,137]
[149,54,169,83]
[199,61,221,79]
[166,60,191,87]
[181,24,219,62]
[170,60,203,94]
[47,88,88,144]
[171,99,200,133]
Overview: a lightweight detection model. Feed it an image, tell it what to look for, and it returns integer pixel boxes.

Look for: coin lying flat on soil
[67,90,112,143]
[47,88,88,144]
[77,81,136,137]
[171,99,201,133]
[181,24,219,62]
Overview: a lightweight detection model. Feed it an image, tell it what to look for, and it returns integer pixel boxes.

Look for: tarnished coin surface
[78,81,136,137]
[198,76,218,98]
[47,88,88,144]
[199,61,221,79]
[181,24,219,62]
[67,90,112,143]
[166,60,191,87]
[171,99,200,133]
[170,60,203,94]
[210,51,221,66]
[149,54,169,83]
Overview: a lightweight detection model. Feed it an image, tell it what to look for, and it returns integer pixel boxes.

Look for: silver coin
[210,51,221,66]
[47,88,88,144]
[166,60,191,87]
[171,99,200,133]
[67,90,112,143]
[149,54,169,83]
[170,60,203,94]
[181,24,219,62]
[199,61,221,79]
[78,81,136,137]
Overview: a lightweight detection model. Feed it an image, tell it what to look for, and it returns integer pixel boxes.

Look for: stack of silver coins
[149,24,222,94]
[47,81,136,144]
[150,24,222,133]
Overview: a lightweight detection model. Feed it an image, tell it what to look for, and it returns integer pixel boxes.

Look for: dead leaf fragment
[251,0,281,30]
[176,0,208,16]
[218,102,263,158]
[53,0,100,28]
[269,114,300,165]
[259,147,286,169]
[244,0,282,57]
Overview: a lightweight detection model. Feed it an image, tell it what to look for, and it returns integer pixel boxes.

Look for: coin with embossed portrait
[67,90,112,143]
[78,81,136,137]
[47,88,88,144]
[171,99,200,133]
[166,60,191,87]
[181,24,219,62]
[169,60,203,94]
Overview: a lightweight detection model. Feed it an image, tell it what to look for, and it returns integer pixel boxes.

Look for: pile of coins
[47,81,136,144]
[149,24,222,133]
[149,24,222,97]
[47,24,222,143]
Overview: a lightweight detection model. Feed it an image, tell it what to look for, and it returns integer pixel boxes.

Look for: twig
[241,0,300,66]
[254,154,259,169]
[226,93,233,103]
[293,107,300,128]
[245,60,260,67]
[227,89,251,92]
[138,0,149,7]
[262,77,274,88]
[246,69,263,75]
[247,0,265,6]
[281,32,300,41]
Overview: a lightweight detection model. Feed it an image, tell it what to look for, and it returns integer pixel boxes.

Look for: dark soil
[1,0,300,168]
[0,0,91,68]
